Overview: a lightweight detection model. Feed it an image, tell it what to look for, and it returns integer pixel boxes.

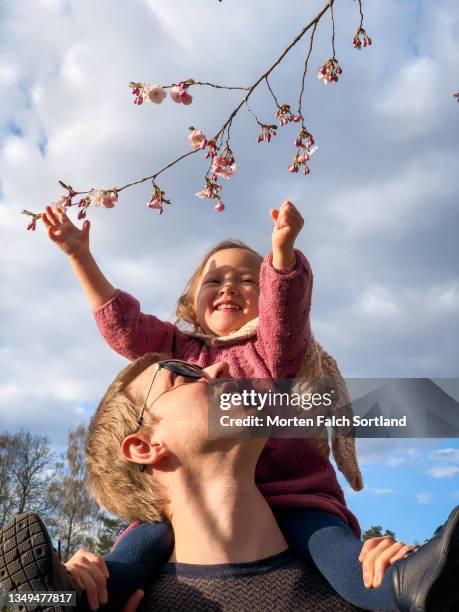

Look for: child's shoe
[0,512,83,612]
[392,505,459,611]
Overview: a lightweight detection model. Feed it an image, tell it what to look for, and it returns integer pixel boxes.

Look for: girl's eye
[204,279,219,285]
[241,278,256,284]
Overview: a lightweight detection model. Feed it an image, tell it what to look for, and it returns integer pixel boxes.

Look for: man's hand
[270,201,304,269]
[42,205,91,259]
[64,548,109,611]
[359,536,415,588]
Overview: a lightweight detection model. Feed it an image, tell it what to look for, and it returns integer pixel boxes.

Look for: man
[1,355,458,611]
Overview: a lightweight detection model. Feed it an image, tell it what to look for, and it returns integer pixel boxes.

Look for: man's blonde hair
[85,353,169,523]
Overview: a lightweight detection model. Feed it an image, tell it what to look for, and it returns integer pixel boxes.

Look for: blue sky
[0,0,458,545]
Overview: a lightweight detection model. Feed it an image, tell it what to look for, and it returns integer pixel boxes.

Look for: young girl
[42,201,410,611]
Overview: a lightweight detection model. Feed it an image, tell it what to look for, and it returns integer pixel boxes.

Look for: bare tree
[48,425,99,561]
[0,430,55,528]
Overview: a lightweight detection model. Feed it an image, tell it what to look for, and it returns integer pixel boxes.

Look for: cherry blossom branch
[24,0,375,227]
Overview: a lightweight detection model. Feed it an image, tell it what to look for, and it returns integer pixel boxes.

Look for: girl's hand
[42,206,91,259]
[358,536,416,589]
[64,548,109,611]
[270,201,304,269]
[122,589,144,612]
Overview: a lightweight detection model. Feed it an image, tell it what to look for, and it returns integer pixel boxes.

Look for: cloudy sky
[1,0,458,542]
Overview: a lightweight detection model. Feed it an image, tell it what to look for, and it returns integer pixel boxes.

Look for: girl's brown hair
[175,240,263,332]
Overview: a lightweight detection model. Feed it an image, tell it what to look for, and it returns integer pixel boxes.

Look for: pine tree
[362,525,396,541]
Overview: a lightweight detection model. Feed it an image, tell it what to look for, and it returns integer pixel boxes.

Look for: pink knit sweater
[94,250,360,537]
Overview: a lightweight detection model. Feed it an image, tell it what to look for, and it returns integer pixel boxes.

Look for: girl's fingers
[362,538,397,587]
[359,536,389,562]
[79,550,109,579]
[77,558,108,603]
[66,566,85,591]
[44,206,60,227]
[47,226,60,243]
[41,212,51,228]
[121,589,144,612]
[54,207,67,222]
[82,219,91,237]
[77,569,99,611]
[371,541,405,588]
[390,544,415,564]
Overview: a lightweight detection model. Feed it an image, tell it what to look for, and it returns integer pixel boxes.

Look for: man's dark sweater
[139,549,366,611]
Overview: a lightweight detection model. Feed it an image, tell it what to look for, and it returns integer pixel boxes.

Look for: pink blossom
[211,148,237,180]
[170,87,182,103]
[317,58,342,84]
[27,219,37,231]
[353,28,372,49]
[147,182,171,214]
[143,84,167,104]
[195,178,222,201]
[102,192,118,208]
[147,196,164,214]
[89,190,105,206]
[196,188,212,199]
[214,201,225,212]
[288,165,298,173]
[181,92,193,105]
[170,84,193,105]
[188,129,207,150]
[212,157,237,179]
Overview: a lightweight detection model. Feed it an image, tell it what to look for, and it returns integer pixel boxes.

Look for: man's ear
[122,432,167,467]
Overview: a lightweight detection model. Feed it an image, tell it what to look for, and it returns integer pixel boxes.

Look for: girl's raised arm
[42,206,115,308]
[256,201,313,378]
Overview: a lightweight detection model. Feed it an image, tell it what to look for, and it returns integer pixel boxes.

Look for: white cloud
[366,487,397,495]
[355,286,400,317]
[416,492,433,504]
[430,449,459,464]
[0,0,458,444]
[427,466,459,479]
[379,57,439,138]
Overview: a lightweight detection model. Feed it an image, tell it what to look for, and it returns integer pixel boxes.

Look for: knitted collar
[182,317,259,347]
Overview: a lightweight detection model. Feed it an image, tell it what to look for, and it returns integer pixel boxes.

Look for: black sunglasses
[137,360,204,427]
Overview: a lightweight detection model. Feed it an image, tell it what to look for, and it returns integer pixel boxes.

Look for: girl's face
[194,248,261,336]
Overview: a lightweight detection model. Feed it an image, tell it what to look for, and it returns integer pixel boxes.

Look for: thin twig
[265,76,281,108]
[244,99,265,127]
[330,0,336,58]
[157,81,249,91]
[298,21,318,118]
[192,80,250,91]
[357,0,364,29]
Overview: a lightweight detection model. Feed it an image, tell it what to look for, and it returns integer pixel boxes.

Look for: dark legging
[275,508,399,611]
[104,510,400,611]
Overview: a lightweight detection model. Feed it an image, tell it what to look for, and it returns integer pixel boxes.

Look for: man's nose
[204,361,231,379]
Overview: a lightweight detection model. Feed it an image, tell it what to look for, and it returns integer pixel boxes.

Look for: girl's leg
[275,508,399,611]
[104,521,174,606]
